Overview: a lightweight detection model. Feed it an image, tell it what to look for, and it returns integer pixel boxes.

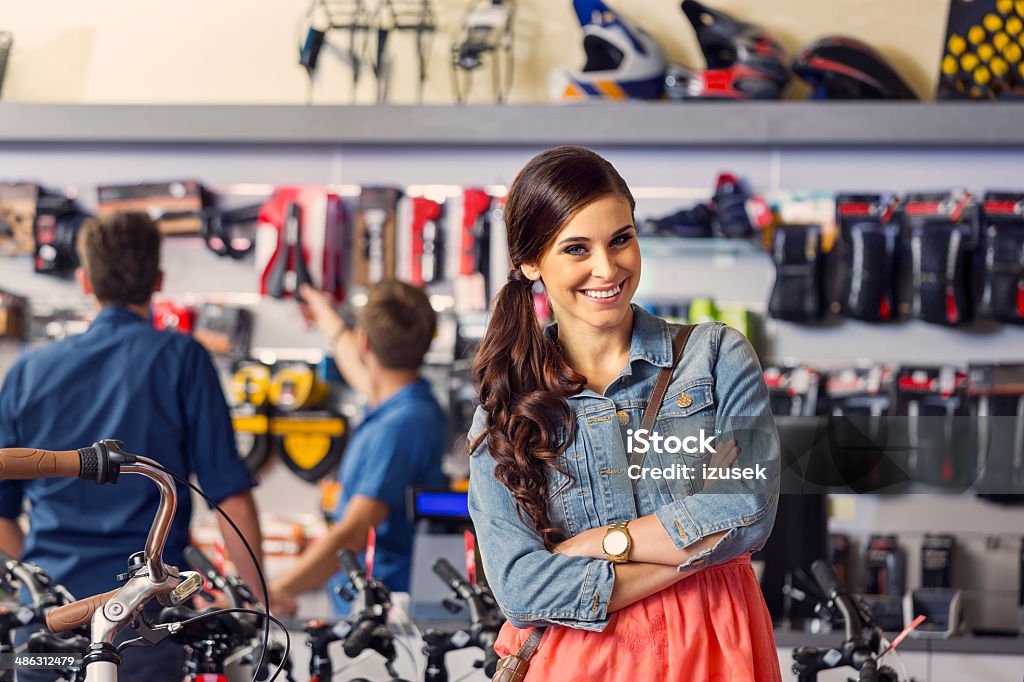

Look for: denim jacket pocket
[648,378,716,498]
[654,379,716,457]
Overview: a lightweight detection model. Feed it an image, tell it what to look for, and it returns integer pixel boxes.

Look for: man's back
[0,306,253,599]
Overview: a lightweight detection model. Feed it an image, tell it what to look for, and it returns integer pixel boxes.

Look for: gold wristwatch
[602,520,632,563]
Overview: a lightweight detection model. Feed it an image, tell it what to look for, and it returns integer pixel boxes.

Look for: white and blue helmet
[549,0,667,100]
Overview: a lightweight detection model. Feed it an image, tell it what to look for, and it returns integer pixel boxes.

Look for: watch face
[604,530,629,555]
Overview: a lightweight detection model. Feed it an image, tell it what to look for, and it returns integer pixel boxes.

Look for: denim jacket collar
[544,304,674,377]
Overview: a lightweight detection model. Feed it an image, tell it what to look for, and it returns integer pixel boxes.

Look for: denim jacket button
[677,392,693,408]
[616,410,629,425]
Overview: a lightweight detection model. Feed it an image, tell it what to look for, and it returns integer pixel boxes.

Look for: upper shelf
[1,102,1023,147]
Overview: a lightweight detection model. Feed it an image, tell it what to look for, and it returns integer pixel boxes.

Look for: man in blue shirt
[269,280,446,615]
[0,212,263,681]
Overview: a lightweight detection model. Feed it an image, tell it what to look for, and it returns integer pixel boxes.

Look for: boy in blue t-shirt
[269,280,446,615]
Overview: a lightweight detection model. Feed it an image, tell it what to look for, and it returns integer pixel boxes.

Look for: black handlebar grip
[184,545,220,578]
[811,559,840,597]
[337,549,362,578]
[342,619,377,658]
[478,629,500,678]
[432,559,466,588]
[0,448,81,480]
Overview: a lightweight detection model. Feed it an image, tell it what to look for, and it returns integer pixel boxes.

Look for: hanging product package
[835,193,901,322]
[0,183,41,256]
[33,188,91,278]
[764,364,825,493]
[409,196,445,287]
[979,191,1024,324]
[903,190,979,326]
[817,365,904,493]
[457,188,495,310]
[97,180,208,235]
[256,186,347,301]
[353,187,402,287]
[895,365,972,489]
[767,224,828,322]
[968,362,1024,495]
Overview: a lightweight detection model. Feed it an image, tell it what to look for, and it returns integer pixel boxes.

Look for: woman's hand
[552,527,603,558]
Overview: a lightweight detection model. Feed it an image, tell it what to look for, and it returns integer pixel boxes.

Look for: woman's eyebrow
[556,225,635,246]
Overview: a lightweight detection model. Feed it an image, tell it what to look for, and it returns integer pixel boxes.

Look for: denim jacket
[468,306,780,632]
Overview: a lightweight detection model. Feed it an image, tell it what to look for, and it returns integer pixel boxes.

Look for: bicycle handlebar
[46,588,120,633]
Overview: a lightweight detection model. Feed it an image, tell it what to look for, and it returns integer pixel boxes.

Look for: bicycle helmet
[665,0,789,100]
[549,0,666,100]
[792,36,918,99]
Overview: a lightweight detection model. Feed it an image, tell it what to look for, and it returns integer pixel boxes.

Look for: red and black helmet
[665,0,790,100]
[792,36,918,99]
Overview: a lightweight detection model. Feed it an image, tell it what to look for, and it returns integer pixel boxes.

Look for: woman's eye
[564,245,587,256]
[611,233,634,247]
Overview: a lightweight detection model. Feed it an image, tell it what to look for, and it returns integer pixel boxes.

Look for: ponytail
[471,268,584,548]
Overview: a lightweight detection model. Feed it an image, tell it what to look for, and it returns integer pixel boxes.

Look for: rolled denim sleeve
[655,324,780,569]
[467,409,616,632]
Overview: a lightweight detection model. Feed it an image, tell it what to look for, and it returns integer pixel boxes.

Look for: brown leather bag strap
[629,324,696,472]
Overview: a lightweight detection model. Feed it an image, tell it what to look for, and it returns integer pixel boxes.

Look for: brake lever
[116,612,180,651]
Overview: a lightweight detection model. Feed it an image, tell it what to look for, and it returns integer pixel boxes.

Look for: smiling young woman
[467,146,782,681]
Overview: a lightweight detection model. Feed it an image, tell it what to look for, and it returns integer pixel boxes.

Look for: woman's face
[522,194,641,334]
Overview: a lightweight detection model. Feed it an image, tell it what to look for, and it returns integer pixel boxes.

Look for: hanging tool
[267,202,314,301]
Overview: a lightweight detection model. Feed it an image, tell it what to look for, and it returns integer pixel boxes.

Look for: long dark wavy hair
[471,146,635,548]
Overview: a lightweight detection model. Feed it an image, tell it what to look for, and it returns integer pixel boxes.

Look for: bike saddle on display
[549,0,666,100]
[665,0,789,100]
[792,36,918,99]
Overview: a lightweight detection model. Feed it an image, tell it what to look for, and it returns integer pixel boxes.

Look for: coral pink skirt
[494,556,781,681]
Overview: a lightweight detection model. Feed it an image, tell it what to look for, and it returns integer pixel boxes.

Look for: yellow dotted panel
[969,25,988,43]
[994,31,1011,49]
[985,12,1004,30]
[962,52,981,70]
[978,42,996,60]
[943,54,960,74]
[1008,16,1024,34]
[975,64,992,83]
[991,55,1010,74]
[998,0,1013,13]
[1004,42,1023,61]
[948,34,968,55]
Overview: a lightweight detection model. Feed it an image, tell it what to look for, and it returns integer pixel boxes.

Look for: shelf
[2,102,1024,147]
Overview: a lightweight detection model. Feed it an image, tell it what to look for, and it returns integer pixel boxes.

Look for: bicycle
[0,550,84,682]
[792,559,910,682]
[305,549,411,682]
[156,546,294,682]
[420,558,501,682]
[0,439,289,682]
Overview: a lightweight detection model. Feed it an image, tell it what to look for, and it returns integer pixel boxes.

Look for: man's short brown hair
[77,211,162,307]
[360,280,436,370]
